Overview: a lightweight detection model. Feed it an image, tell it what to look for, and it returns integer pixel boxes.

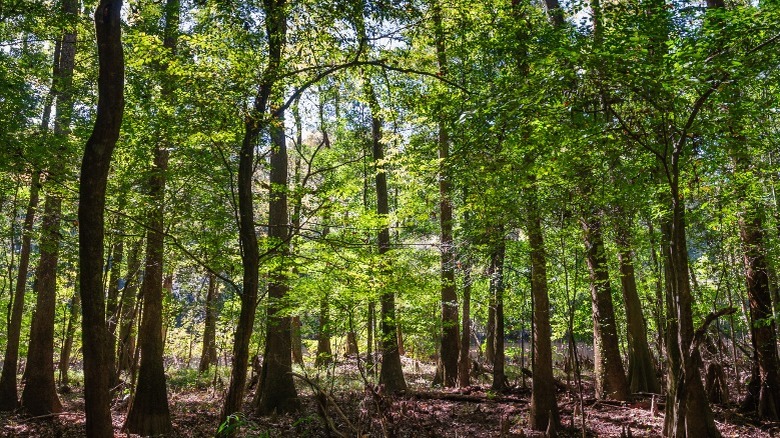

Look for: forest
[0,0,779,436]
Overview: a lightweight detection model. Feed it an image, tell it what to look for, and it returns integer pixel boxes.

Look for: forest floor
[0,356,777,437]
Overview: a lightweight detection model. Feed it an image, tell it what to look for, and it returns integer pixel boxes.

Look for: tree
[78,0,124,435]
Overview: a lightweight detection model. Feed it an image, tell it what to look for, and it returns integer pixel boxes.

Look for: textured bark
[738,211,780,420]
[79,1,124,435]
[124,1,177,432]
[432,0,459,389]
[458,264,472,387]
[58,287,80,386]
[20,192,63,415]
[527,190,559,430]
[616,221,661,394]
[255,103,299,415]
[490,240,507,392]
[125,138,173,437]
[199,272,219,373]
[0,171,40,411]
[581,213,629,401]
[20,0,78,414]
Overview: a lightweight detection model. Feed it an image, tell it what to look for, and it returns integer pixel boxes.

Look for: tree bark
[199,272,219,373]
[526,188,559,430]
[117,236,143,375]
[616,219,661,394]
[58,286,80,386]
[20,0,78,414]
[581,212,630,401]
[458,263,472,387]
[79,1,124,435]
[432,0,459,389]
[490,239,507,392]
[125,134,173,437]
[0,171,40,411]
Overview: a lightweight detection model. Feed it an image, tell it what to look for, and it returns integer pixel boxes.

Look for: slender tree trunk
[526,188,559,430]
[486,294,496,365]
[371,100,407,393]
[58,286,80,386]
[79,1,125,435]
[458,263,472,387]
[106,216,125,337]
[199,272,219,373]
[431,0,459,389]
[616,219,661,394]
[117,237,142,375]
[0,171,40,411]
[490,238,507,391]
[581,212,630,401]
[315,292,332,367]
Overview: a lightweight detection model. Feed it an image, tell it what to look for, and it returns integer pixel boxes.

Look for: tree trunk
[458,263,472,387]
[738,210,780,420]
[661,198,721,437]
[220,0,287,427]
[199,272,219,373]
[125,145,173,436]
[527,188,559,430]
[20,0,79,413]
[79,1,125,435]
[315,292,332,367]
[0,171,40,411]
[124,1,178,432]
[616,220,661,394]
[371,99,407,393]
[58,286,80,386]
[255,100,299,415]
[117,237,143,375]
[432,0,459,389]
[581,212,630,401]
[21,193,64,415]
[106,216,125,337]
[486,293,496,365]
[490,239,507,392]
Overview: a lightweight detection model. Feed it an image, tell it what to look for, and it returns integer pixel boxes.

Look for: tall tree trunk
[526,188,559,430]
[431,0,459,389]
[490,238,507,392]
[58,286,80,386]
[21,0,78,413]
[458,263,472,387]
[371,97,407,393]
[220,0,287,426]
[0,171,40,411]
[199,272,219,373]
[255,99,299,414]
[117,237,143,375]
[616,219,661,394]
[124,1,178,433]
[581,212,630,401]
[79,1,125,435]
[22,191,64,415]
[486,293,496,365]
[125,143,173,436]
